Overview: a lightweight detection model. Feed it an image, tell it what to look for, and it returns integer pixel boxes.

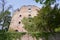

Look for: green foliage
[55,27,60,32]
[22,18,37,32]
[0,11,11,31]
[0,32,26,40]
[28,32,42,40]
[35,0,56,5]
[0,11,10,19]
[0,11,12,40]
[22,2,60,40]
[28,32,54,40]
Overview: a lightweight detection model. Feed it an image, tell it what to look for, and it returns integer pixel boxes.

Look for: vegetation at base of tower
[28,32,55,40]
[0,32,26,40]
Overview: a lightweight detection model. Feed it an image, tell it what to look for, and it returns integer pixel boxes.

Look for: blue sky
[7,0,42,11]
[6,0,60,12]
[0,0,60,13]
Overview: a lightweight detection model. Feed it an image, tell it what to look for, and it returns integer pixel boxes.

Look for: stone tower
[9,5,40,32]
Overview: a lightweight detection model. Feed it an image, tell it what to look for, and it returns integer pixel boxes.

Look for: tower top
[14,5,40,12]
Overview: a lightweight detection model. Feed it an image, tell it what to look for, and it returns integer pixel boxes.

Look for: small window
[19,15,22,17]
[15,30,18,32]
[19,22,21,24]
[28,14,31,16]
[28,7,31,13]
[28,8,31,10]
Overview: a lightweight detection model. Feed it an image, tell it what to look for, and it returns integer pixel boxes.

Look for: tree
[2,11,11,31]
[0,0,12,40]
[33,4,60,32]
[0,0,12,31]
[34,0,60,32]
[35,0,56,5]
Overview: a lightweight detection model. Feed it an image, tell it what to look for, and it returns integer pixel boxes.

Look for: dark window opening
[28,8,31,10]
[29,14,31,16]
[19,22,21,24]
[19,15,22,17]
[15,30,18,32]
